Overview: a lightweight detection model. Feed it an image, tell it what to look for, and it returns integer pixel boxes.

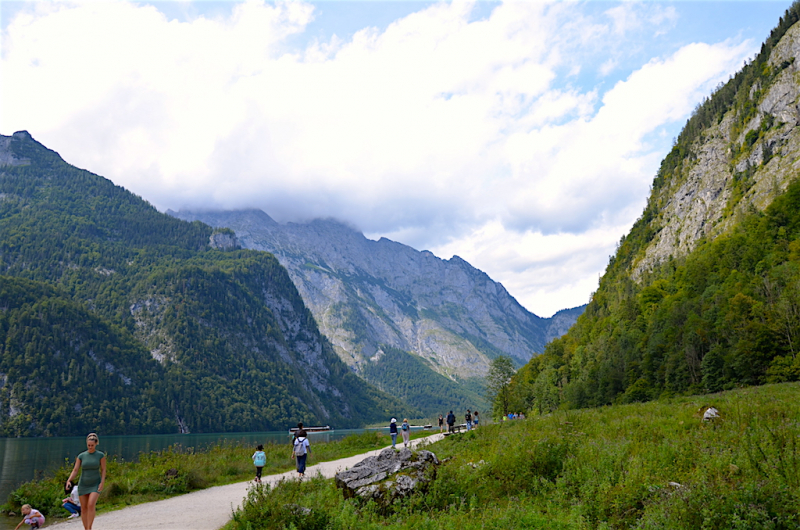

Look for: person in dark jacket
[446,410,456,433]
[389,418,398,449]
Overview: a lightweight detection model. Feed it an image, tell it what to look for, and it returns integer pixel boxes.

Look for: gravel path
[48,433,445,530]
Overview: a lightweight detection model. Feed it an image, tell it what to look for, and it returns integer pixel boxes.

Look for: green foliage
[359,346,487,418]
[225,383,800,529]
[484,356,515,418]
[0,132,399,436]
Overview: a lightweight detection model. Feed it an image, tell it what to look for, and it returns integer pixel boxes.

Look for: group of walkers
[388,418,412,449]
[438,409,480,433]
[251,422,311,483]
[44,413,483,530]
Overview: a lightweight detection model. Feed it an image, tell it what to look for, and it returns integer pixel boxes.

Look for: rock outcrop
[335,448,439,504]
[209,229,240,251]
[633,22,800,279]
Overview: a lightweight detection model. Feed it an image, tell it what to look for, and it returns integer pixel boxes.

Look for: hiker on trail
[473,410,479,428]
[401,418,411,448]
[292,424,310,477]
[66,432,106,530]
[14,505,44,530]
[465,409,473,431]
[389,418,399,449]
[438,414,444,433]
[252,444,266,483]
[446,410,456,433]
[62,484,81,518]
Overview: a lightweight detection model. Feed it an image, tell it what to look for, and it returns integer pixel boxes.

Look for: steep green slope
[507,4,800,414]
[359,346,487,417]
[0,131,406,436]
[0,277,172,436]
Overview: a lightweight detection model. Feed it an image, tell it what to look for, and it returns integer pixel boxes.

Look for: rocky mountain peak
[172,209,584,382]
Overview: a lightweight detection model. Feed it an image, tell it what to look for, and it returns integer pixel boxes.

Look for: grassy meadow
[227,383,800,529]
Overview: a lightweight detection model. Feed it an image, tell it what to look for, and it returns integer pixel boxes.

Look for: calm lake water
[0,428,392,529]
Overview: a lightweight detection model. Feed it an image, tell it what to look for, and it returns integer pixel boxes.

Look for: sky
[0,0,792,317]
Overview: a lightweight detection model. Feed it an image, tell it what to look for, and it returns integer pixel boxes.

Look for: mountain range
[0,131,407,436]
[170,209,584,411]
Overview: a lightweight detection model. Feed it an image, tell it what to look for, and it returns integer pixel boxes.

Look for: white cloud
[0,0,757,316]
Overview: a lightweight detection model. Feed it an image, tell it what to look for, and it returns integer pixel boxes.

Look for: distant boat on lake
[289,425,331,433]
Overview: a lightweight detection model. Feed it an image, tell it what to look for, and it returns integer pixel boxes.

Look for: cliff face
[171,209,584,380]
[508,9,800,414]
[634,22,800,279]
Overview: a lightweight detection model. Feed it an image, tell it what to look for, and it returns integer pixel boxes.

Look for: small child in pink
[15,505,45,530]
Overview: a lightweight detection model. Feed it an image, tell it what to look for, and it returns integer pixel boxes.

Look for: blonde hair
[87,432,99,443]
[21,504,31,511]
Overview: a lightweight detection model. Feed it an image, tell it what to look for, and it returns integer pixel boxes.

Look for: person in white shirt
[62,485,81,519]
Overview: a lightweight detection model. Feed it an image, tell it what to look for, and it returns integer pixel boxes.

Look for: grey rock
[335,448,439,503]
[209,230,240,251]
[0,132,32,167]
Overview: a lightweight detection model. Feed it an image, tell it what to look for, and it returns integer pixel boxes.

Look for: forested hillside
[506,4,800,415]
[0,131,406,436]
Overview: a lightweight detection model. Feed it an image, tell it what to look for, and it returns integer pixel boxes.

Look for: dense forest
[0,131,406,436]
[360,345,487,417]
[503,3,800,416]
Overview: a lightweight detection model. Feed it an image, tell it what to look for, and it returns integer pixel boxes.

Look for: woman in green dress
[66,433,106,530]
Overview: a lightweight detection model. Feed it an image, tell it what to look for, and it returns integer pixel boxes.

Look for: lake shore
[45,433,444,530]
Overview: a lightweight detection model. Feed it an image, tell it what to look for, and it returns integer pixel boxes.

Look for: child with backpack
[252,444,266,483]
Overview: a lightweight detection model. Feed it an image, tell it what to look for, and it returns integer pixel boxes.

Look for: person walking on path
[62,484,81,518]
[400,418,411,448]
[14,505,44,529]
[252,444,266,484]
[446,410,456,433]
[438,414,444,433]
[465,409,473,431]
[292,428,310,477]
[66,432,106,530]
[389,418,398,449]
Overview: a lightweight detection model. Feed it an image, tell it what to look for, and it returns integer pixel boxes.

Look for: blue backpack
[253,451,266,467]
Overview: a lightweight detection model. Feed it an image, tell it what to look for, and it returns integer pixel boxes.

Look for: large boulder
[335,448,439,504]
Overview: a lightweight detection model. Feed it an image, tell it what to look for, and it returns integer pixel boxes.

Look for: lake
[0,427,390,529]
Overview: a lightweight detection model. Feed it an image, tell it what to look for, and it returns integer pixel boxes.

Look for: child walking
[252,444,266,483]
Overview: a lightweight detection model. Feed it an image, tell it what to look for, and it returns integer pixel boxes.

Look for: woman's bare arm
[66,457,82,488]
[98,456,107,492]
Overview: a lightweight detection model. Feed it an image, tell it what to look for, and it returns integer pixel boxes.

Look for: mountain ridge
[170,208,585,382]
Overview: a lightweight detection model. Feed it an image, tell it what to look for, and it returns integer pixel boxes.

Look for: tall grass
[226,383,800,529]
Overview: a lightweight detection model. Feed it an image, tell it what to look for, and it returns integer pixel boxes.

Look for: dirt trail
[48,433,445,530]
